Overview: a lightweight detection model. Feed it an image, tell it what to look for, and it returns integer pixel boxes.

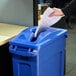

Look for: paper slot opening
[30,28,38,42]
[30,28,46,42]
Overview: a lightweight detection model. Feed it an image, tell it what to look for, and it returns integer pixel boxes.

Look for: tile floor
[65,23,76,76]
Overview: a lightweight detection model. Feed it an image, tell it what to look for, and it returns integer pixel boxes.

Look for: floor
[65,23,76,76]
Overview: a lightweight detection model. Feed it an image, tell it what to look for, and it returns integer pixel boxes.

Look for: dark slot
[31,28,38,42]
[31,36,38,42]
[31,27,47,42]
[31,28,46,42]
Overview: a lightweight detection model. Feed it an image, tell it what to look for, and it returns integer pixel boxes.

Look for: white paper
[34,7,62,38]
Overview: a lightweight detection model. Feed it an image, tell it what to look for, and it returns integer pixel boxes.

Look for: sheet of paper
[34,7,62,38]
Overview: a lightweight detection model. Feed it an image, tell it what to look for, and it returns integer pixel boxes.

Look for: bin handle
[9,45,37,57]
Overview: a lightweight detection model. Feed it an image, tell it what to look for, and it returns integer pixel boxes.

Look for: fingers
[48,7,58,17]
[48,11,55,17]
[48,7,65,17]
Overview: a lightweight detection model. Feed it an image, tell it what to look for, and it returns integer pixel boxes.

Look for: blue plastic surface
[9,26,67,76]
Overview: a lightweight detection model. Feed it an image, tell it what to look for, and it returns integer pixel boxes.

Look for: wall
[0,0,33,26]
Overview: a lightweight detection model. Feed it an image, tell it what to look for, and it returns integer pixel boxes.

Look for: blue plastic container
[9,26,67,76]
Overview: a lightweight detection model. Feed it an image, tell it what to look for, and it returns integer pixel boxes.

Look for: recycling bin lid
[9,26,67,49]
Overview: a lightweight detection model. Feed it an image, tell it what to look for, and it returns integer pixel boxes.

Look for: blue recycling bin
[9,26,67,76]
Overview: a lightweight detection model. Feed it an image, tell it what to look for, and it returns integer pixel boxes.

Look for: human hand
[48,7,65,17]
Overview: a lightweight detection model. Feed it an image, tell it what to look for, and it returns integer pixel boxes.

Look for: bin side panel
[18,63,31,76]
[38,36,66,76]
[39,52,62,76]
[12,56,37,76]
